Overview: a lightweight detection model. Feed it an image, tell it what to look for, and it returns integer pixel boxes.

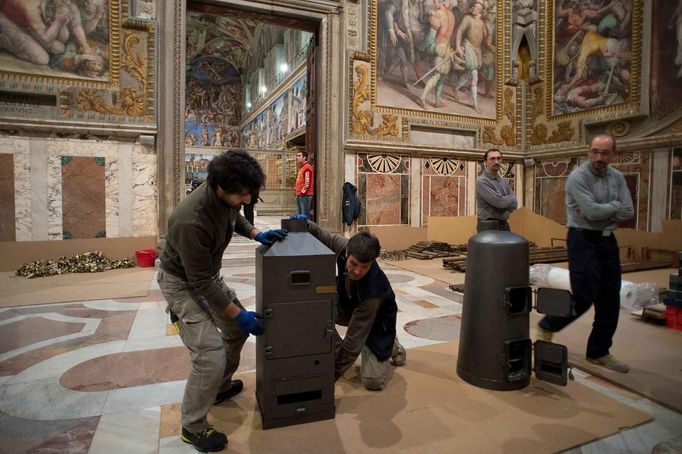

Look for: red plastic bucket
[135,249,157,267]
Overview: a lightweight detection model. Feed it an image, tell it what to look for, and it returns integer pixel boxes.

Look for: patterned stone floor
[0,216,680,453]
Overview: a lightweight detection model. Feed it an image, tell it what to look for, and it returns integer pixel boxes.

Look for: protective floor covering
[532,310,682,413]
[0,268,155,307]
[197,341,650,454]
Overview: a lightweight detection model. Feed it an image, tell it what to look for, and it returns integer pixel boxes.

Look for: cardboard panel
[369,226,427,252]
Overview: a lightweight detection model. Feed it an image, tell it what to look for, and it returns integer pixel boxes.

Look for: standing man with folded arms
[476,148,517,232]
[158,151,287,452]
[538,134,634,373]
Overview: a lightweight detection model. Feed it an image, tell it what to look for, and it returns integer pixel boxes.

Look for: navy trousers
[538,228,622,359]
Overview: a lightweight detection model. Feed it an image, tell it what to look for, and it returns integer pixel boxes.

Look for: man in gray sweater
[538,134,634,373]
[475,148,518,232]
[158,151,287,452]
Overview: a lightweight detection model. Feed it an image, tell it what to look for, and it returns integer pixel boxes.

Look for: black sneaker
[214,379,244,405]
[181,425,227,452]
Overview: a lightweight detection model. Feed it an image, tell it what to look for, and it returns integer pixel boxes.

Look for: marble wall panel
[538,177,568,226]
[671,148,682,220]
[0,136,158,242]
[357,154,410,226]
[423,176,466,220]
[46,140,118,240]
[0,138,32,241]
[0,153,15,241]
[62,157,106,239]
[46,153,64,240]
[30,139,49,241]
[365,174,402,225]
[611,151,650,230]
[131,146,157,236]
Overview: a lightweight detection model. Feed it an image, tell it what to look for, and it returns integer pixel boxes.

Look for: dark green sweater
[159,182,254,310]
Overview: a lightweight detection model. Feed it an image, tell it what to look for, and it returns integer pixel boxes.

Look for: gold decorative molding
[606,121,632,137]
[351,64,399,138]
[529,85,576,145]
[672,120,682,133]
[482,87,517,146]
[64,31,149,119]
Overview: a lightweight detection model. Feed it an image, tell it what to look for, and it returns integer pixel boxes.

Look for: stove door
[264,300,334,359]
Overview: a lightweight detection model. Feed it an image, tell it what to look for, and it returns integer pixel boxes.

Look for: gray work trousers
[157,270,248,432]
[359,337,405,390]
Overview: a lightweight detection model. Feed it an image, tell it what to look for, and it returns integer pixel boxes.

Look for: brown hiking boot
[587,354,630,373]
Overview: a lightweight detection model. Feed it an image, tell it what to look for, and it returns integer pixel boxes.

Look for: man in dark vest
[301,218,406,390]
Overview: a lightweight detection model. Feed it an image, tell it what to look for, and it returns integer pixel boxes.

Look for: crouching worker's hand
[289,214,307,220]
[254,229,287,245]
[234,309,264,335]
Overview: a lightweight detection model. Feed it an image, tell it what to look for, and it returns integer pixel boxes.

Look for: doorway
[182,2,318,219]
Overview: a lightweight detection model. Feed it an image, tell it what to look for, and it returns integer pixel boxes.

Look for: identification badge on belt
[602,230,612,237]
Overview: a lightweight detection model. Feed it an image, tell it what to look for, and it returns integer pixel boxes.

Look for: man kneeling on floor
[295,216,406,390]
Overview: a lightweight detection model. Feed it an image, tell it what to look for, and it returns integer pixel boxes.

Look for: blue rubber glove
[234,309,264,335]
[289,214,308,220]
[255,229,287,245]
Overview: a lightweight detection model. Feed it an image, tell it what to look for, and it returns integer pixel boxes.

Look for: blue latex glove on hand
[289,214,308,220]
[234,309,264,335]
[255,229,287,245]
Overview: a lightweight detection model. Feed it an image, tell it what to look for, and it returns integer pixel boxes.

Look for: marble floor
[0,216,680,453]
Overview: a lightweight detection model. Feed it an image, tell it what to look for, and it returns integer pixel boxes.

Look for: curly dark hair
[347,231,381,263]
[207,150,265,195]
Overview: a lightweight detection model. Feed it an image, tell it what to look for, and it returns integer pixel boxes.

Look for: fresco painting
[552,0,634,115]
[0,0,110,80]
[375,0,497,118]
[650,0,682,119]
[185,55,241,148]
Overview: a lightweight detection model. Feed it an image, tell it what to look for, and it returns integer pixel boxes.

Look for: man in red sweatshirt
[295,151,314,219]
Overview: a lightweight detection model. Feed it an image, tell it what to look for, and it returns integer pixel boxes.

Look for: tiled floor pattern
[0,216,680,453]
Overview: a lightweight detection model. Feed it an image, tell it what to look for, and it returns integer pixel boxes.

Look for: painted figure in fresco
[417,0,457,110]
[451,0,491,113]
[0,0,104,67]
[201,122,210,146]
[670,0,682,77]
[558,30,629,96]
[211,129,223,147]
[379,0,425,88]
[555,68,629,111]
[595,0,632,39]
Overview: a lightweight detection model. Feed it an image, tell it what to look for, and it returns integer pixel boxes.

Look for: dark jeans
[539,228,622,359]
[476,219,510,233]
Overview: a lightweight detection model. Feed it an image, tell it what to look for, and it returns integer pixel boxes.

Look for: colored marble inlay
[0,153,15,241]
[539,177,568,225]
[0,317,84,355]
[425,175,462,218]
[365,174,402,225]
[61,156,106,239]
[61,346,190,391]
